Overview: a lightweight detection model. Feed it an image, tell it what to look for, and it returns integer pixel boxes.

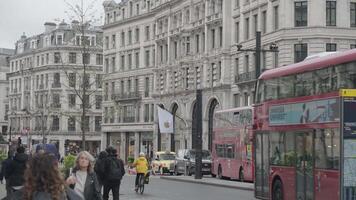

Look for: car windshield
[159,154,175,160]
[189,150,211,159]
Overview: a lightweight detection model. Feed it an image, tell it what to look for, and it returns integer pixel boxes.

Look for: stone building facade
[103,0,356,160]
[7,22,103,156]
[0,48,14,137]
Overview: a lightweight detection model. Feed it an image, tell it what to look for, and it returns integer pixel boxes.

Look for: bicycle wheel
[139,175,145,194]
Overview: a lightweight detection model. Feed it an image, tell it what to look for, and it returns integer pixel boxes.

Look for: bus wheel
[217,165,223,179]
[239,168,244,182]
[272,179,283,200]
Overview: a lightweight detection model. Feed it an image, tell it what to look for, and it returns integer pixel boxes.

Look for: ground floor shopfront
[8,133,101,157]
[103,131,154,162]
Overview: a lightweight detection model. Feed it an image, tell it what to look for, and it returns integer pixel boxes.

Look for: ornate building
[7,22,103,156]
[0,48,14,137]
[103,0,356,161]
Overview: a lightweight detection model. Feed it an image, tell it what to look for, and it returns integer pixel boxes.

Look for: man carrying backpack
[103,147,125,200]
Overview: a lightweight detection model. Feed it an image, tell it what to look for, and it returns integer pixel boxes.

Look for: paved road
[118,175,257,200]
[0,175,257,200]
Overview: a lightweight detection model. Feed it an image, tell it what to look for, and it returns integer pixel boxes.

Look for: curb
[160,176,254,191]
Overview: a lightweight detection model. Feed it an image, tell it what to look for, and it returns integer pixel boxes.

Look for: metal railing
[234,71,256,83]
[52,83,61,88]
[113,92,141,101]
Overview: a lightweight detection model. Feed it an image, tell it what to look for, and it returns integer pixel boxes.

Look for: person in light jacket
[66,151,102,200]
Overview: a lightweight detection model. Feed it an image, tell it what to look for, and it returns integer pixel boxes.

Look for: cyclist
[133,152,149,192]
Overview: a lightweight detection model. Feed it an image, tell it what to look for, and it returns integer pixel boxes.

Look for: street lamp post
[236,31,279,80]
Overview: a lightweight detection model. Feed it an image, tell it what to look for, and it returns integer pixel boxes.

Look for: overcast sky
[0,0,110,49]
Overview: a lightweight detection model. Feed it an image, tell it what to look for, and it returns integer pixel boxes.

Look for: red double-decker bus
[211,106,254,182]
[254,49,356,200]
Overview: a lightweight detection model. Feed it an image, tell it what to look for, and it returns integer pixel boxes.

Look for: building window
[52,116,60,131]
[54,52,61,63]
[52,93,61,108]
[69,73,76,87]
[96,74,102,88]
[326,1,336,26]
[96,54,103,65]
[68,117,76,131]
[121,32,125,46]
[145,26,150,41]
[245,18,249,40]
[128,54,132,70]
[295,1,308,27]
[294,43,308,63]
[233,94,240,107]
[244,55,249,73]
[82,74,90,89]
[135,52,139,68]
[68,94,76,108]
[82,53,90,64]
[351,3,356,27]
[105,36,109,49]
[128,30,132,44]
[145,50,150,67]
[211,29,215,48]
[145,77,150,97]
[326,43,337,52]
[235,22,240,43]
[95,116,102,131]
[262,11,267,33]
[112,34,116,48]
[84,116,90,131]
[68,52,76,64]
[219,27,223,47]
[253,15,258,37]
[95,95,102,109]
[112,57,116,72]
[144,104,149,122]
[135,28,140,43]
[121,55,125,71]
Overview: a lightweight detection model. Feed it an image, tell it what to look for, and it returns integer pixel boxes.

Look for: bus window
[279,76,295,99]
[265,78,278,101]
[314,67,333,94]
[295,72,313,97]
[269,132,285,165]
[315,128,340,169]
[336,62,356,89]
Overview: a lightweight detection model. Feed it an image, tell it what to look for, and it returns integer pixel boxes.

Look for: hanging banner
[157,106,174,134]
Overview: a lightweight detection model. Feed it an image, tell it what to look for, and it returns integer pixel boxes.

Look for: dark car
[174,149,212,176]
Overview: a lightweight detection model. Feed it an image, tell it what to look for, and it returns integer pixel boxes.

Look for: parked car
[151,151,176,174]
[174,149,212,176]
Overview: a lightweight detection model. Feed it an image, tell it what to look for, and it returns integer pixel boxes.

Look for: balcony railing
[235,71,256,84]
[123,116,135,123]
[51,103,61,108]
[113,92,141,102]
[52,83,61,88]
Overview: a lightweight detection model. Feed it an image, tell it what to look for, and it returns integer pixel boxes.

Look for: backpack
[107,158,123,181]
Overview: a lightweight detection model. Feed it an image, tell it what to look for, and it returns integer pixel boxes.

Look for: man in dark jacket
[6,146,28,193]
[94,151,108,189]
[0,151,13,198]
[102,147,125,200]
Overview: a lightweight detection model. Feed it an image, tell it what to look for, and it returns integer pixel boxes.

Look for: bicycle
[136,170,151,194]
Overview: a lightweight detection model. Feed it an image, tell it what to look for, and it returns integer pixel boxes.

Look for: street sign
[340,89,356,200]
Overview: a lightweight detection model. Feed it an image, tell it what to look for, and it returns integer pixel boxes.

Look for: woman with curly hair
[66,151,102,200]
[9,152,81,200]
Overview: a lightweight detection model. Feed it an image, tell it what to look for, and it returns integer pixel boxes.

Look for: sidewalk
[0,182,5,199]
[160,175,254,191]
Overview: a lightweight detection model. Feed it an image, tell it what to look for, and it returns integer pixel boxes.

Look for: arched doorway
[171,103,178,152]
[208,99,219,151]
[191,102,197,148]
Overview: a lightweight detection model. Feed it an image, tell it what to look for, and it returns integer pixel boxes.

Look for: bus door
[255,132,269,198]
[296,131,314,200]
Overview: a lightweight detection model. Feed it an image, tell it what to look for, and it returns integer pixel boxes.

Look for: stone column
[134,132,140,158]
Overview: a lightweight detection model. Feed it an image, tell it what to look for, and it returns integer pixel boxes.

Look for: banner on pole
[157,106,173,134]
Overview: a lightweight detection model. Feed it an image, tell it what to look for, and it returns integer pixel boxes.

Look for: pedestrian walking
[0,151,13,199]
[8,152,82,200]
[102,147,125,200]
[66,151,102,200]
[6,146,28,194]
[94,151,108,190]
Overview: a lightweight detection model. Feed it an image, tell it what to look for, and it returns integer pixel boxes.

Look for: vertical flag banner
[157,106,174,133]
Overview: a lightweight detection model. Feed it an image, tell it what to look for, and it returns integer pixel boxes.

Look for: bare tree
[54,0,103,151]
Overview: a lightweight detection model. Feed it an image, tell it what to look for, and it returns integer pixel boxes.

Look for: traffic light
[17,137,22,145]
